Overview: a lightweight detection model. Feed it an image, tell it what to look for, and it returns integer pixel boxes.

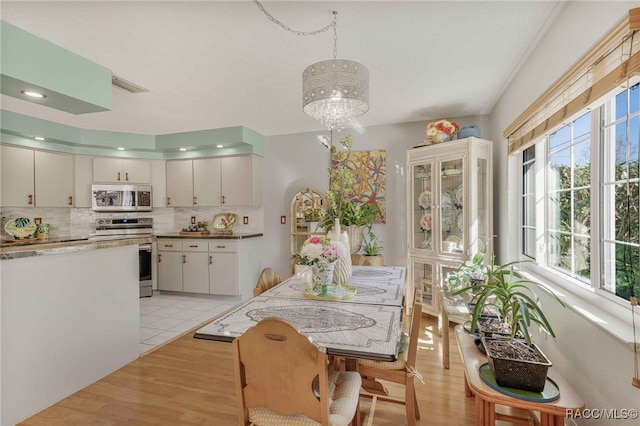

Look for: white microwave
[91,184,152,212]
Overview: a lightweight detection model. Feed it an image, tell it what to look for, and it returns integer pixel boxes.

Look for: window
[601,83,640,301]
[547,112,592,281]
[522,146,536,259]
[521,83,640,303]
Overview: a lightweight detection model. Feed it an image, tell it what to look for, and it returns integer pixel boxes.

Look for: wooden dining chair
[253,267,282,296]
[357,302,423,426]
[233,317,362,426]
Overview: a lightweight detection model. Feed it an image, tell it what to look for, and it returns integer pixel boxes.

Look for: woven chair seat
[248,371,361,426]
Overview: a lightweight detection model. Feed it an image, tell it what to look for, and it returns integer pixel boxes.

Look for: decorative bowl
[211,213,238,233]
[4,217,38,239]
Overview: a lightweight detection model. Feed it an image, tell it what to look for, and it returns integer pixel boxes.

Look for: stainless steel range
[96,218,153,297]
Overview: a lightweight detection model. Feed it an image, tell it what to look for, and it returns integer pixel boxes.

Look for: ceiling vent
[111,75,148,93]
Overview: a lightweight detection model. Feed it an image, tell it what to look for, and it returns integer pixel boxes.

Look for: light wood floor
[19,315,498,425]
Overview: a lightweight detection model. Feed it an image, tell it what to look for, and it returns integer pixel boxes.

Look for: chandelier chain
[254,0,336,39]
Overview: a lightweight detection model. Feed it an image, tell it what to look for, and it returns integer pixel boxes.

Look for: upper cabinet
[1,145,35,207]
[166,155,262,207]
[406,137,493,315]
[1,145,74,208]
[34,151,74,207]
[93,158,151,183]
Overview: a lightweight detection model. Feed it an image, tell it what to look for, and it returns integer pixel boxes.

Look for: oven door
[139,243,153,297]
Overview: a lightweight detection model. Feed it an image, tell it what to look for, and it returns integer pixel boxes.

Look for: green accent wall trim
[0,110,265,159]
[0,20,112,114]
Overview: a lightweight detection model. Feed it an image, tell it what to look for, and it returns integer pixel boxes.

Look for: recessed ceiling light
[117,147,125,151]
[21,90,46,98]
[179,148,187,151]
[216,144,224,148]
[34,136,45,141]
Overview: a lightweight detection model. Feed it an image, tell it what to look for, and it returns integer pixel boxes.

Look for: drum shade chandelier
[254,1,369,131]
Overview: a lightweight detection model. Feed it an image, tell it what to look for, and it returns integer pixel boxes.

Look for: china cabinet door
[409,161,435,253]
[437,155,465,259]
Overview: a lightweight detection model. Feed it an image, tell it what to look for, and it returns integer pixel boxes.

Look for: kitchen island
[0,237,146,425]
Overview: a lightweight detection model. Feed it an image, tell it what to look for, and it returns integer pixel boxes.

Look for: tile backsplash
[1,206,263,239]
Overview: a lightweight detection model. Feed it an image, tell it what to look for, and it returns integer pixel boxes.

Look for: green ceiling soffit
[0,20,112,114]
[0,110,265,159]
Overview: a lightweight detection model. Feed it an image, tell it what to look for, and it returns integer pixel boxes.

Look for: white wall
[489,1,640,423]
[261,116,491,279]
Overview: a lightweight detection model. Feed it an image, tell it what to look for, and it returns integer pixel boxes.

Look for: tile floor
[139,292,242,355]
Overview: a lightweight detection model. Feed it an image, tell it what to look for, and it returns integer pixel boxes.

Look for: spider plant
[453,254,564,344]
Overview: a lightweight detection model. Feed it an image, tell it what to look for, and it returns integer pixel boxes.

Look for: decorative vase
[329,219,353,285]
[312,262,335,296]
[345,225,365,254]
[432,133,454,144]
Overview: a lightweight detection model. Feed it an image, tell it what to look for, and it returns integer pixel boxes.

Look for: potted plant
[453,253,564,392]
[359,228,384,266]
[318,134,380,253]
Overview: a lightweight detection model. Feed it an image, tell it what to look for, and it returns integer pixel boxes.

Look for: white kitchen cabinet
[193,158,221,207]
[209,241,238,295]
[150,159,166,208]
[221,155,262,206]
[155,236,261,299]
[406,137,493,316]
[74,155,94,208]
[182,240,209,294]
[93,157,151,183]
[165,160,193,207]
[165,155,261,207]
[157,240,183,292]
[1,145,35,207]
[35,150,74,207]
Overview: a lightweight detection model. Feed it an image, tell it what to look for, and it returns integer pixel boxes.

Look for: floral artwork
[331,149,386,223]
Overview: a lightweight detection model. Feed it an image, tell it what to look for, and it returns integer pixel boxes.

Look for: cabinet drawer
[158,239,182,251]
[208,240,237,252]
[183,240,208,252]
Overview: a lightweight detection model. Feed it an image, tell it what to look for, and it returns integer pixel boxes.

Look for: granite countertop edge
[154,232,263,240]
[0,236,153,260]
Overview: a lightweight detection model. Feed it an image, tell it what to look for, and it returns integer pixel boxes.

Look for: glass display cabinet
[405,137,493,316]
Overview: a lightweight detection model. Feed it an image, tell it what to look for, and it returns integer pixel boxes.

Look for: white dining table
[194,265,407,361]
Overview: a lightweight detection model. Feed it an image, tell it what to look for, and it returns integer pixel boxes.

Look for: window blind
[505,8,640,156]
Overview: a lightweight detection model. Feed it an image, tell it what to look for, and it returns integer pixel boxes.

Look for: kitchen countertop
[0,232,262,259]
[154,232,263,239]
[0,235,153,260]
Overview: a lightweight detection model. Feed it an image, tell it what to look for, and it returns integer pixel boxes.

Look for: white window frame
[516,83,639,317]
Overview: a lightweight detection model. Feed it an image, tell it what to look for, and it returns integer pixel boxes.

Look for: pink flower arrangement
[298,235,347,265]
[425,119,460,143]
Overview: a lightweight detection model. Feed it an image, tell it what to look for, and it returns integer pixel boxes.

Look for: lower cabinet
[156,237,261,298]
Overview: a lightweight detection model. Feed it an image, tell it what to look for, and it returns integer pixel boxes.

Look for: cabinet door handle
[182,254,186,264]
[68,196,73,206]
[125,172,129,181]
[189,245,198,248]
[209,255,213,265]
[117,172,121,181]
[28,195,33,205]
[165,244,173,248]
[193,196,198,205]
[167,197,171,205]
[216,245,225,249]
[158,254,162,262]
[222,195,226,204]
